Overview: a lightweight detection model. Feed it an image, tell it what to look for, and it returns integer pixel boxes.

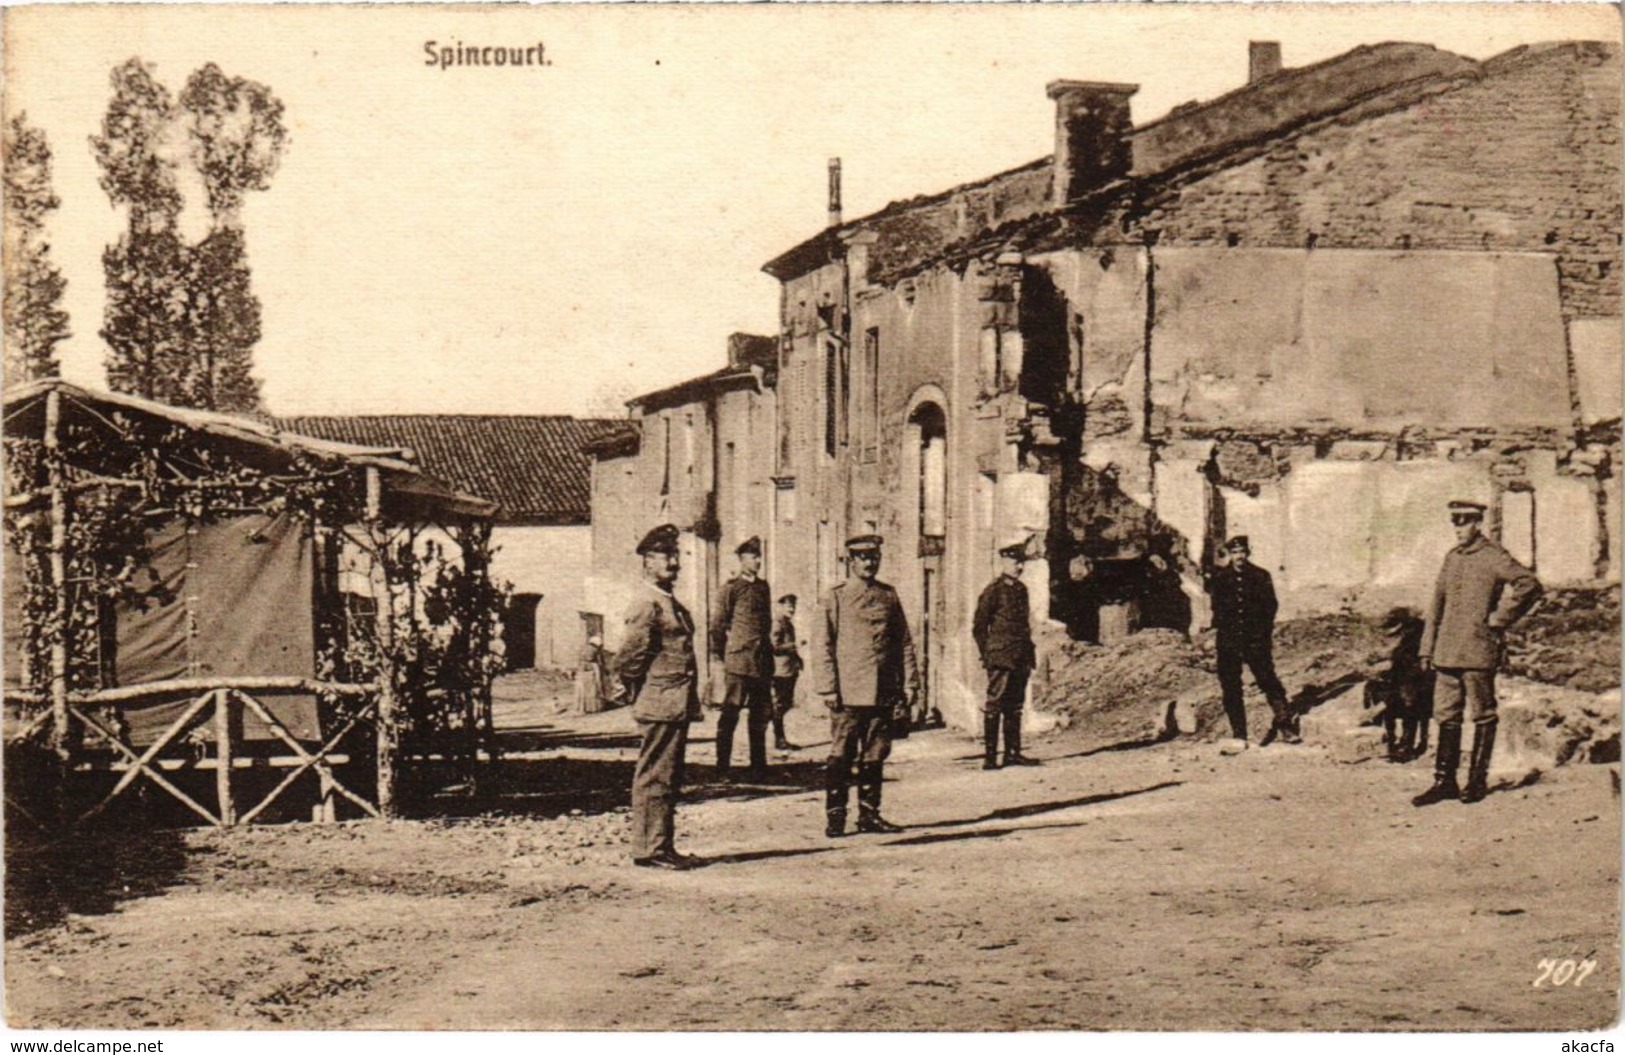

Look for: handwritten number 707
[1534,958,1598,988]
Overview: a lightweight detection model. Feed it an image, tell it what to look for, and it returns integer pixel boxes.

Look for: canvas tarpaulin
[115,513,318,746]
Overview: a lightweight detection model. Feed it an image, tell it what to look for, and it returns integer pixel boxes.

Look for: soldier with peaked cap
[814,534,919,837]
[612,524,702,870]
[973,532,1040,770]
[1204,534,1297,751]
[770,593,802,751]
[710,536,775,777]
[1413,499,1542,807]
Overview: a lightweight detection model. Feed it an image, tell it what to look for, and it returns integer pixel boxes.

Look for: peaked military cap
[736,536,762,556]
[845,533,884,553]
[1447,499,1487,517]
[636,523,681,556]
[998,532,1034,559]
[1225,535,1251,550]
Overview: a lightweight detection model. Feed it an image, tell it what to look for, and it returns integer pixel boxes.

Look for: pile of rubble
[1036,593,1619,773]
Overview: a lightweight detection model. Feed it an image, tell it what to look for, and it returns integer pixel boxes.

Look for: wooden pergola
[2,380,500,828]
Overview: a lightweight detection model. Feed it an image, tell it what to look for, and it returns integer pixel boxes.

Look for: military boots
[1003,712,1041,766]
[855,762,904,833]
[715,709,739,776]
[982,714,1001,770]
[1460,718,1498,804]
[1412,720,1463,807]
[824,763,849,838]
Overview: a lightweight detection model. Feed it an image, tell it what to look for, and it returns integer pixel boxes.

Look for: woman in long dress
[574,634,607,714]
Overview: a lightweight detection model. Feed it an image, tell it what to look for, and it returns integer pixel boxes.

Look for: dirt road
[6,697,1619,1031]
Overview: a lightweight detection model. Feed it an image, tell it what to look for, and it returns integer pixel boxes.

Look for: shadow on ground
[5,825,193,938]
[408,722,829,822]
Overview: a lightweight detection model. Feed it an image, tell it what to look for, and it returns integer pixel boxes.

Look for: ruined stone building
[587,40,1622,725]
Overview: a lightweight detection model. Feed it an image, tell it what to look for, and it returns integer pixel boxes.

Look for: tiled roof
[275,415,634,525]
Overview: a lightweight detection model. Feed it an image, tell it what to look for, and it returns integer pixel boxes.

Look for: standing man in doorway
[1412,499,1541,806]
[814,535,919,837]
[1205,535,1297,752]
[973,533,1040,770]
[612,524,702,870]
[711,536,774,778]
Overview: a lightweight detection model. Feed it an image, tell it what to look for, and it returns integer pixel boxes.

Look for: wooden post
[365,467,399,818]
[214,690,238,826]
[44,389,72,792]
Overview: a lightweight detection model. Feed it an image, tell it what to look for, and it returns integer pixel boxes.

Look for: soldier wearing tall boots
[612,524,702,870]
[710,536,774,778]
[1413,500,1542,806]
[1204,535,1297,751]
[814,535,919,837]
[973,533,1040,770]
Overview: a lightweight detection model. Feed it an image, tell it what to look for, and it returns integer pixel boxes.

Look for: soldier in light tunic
[814,535,919,838]
[1413,500,1542,806]
[612,524,702,870]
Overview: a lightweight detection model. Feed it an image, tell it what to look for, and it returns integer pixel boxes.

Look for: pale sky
[5,3,1618,417]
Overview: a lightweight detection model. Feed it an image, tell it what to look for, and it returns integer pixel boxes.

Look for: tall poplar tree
[176,63,287,413]
[93,58,189,403]
[94,59,288,413]
[3,114,71,387]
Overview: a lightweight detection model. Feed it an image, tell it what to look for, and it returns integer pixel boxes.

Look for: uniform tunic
[1421,534,1541,725]
[1205,561,1288,738]
[711,575,774,678]
[813,579,919,710]
[1421,535,1541,671]
[771,612,802,718]
[974,574,1034,717]
[615,582,700,859]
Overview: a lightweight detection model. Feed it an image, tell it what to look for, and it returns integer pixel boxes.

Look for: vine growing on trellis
[3,408,503,772]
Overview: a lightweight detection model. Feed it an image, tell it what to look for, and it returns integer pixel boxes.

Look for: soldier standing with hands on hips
[1412,499,1541,807]
[814,535,919,838]
[612,524,702,871]
[710,536,774,778]
[973,533,1041,770]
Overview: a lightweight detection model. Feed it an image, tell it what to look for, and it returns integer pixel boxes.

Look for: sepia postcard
[0,1,1620,1044]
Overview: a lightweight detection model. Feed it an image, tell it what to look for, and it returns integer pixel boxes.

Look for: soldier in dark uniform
[1413,500,1541,806]
[1204,535,1296,751]
[770,593,802,751]
[814,534,919,837]
[611,524,702,870]
[973,533,1040,770]
[710,536,774,777]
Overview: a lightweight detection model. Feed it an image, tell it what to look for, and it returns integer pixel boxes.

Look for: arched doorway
[905,398,947,721]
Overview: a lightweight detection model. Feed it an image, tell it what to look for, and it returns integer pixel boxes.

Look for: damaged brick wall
[1116,43,1622,321]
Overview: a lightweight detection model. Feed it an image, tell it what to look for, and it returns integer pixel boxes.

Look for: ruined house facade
[589,40,1622,725]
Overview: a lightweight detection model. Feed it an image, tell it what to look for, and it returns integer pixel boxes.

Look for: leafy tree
[179,63,288,227]
[3,114,71,387]
[93,59,287,413]
[169,64,287,414]
[93,59,188,402]
[179,229,262,412]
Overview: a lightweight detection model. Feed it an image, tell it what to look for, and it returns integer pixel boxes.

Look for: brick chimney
[1046,80,1138,207]
[1249,41,1283,83]
[828,157,843,228]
